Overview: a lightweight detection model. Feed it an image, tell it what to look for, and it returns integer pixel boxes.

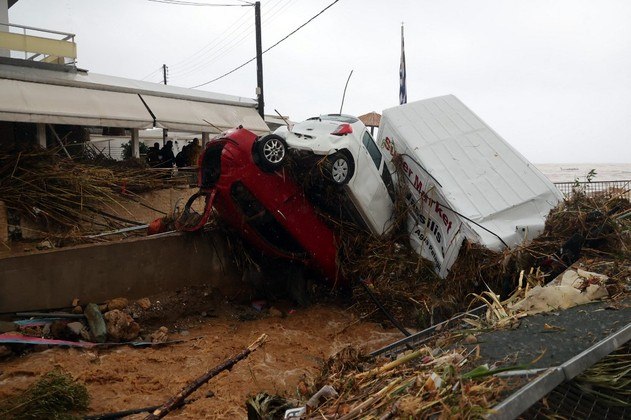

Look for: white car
[275,114,395,235]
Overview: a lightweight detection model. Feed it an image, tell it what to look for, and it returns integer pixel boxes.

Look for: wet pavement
[473,298,630,369]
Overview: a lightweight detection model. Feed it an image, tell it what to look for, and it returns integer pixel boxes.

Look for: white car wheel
[332,158,349,182]
[326,152,354,185]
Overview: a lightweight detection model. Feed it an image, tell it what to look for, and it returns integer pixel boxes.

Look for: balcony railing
[555,180,631,200]
[0,22,76,65]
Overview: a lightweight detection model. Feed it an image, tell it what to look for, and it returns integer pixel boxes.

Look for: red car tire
[255,134,288,172]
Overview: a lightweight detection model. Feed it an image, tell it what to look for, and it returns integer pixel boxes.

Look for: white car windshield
[310,114,359,124]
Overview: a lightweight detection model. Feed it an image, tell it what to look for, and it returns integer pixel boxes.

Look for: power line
[169,0,291,79]
[169,14,255,77]
[187,0,294,72]
[148,0,247,6]
[263,0,294,23]
[168,6,253,71]
[140,66,163,81]
[191,0,341,88]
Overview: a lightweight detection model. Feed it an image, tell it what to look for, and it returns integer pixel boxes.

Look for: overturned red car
[178,126,341,286]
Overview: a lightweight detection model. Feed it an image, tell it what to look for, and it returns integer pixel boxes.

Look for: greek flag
[399,24,407,105]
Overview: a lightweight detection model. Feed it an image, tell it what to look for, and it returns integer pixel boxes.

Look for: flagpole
[399,22,407,105]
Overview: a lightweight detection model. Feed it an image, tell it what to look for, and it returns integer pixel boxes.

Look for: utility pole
[162,64,168,146]
[255,1,264,119]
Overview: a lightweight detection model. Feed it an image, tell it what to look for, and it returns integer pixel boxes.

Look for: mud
[0,304,403,418]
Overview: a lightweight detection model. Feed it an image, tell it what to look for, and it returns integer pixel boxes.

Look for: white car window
[362,131,383,169]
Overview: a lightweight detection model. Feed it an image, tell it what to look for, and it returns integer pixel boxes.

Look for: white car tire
[325,152,354,185]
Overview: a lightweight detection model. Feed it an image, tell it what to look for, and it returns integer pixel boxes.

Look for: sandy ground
[0,304,403,418]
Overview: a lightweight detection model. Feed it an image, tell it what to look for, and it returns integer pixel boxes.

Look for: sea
[535,163,631,183]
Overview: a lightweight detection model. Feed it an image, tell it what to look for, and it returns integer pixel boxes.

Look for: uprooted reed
[0,147,187,240]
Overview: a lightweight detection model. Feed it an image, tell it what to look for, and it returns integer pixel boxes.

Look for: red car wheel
[255,134,288,171]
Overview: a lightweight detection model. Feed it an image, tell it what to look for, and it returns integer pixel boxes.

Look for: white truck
[378,95,563,278]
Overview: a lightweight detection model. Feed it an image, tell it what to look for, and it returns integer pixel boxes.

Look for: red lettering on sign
[413,174,423,193]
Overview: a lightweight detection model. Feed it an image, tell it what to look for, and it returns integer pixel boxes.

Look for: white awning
[140,94,269,134]
[0,78,154,128]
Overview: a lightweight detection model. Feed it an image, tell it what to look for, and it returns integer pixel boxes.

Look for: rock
[104,310,140,342]
[0,345,12,359]
[107,297,129,311]
[84,303,107,343]
[0,321,17,333]
[136,298,151,310]
[72,305,83,314]
[50,321,71,340]
[80,327,91,341]
[464,334,478,344]
[297,380,310,397]
[148,326,169,343]
[67,322,86,336]
[50,321,88,341]
[35,240,53,250]
[268,307,283,318]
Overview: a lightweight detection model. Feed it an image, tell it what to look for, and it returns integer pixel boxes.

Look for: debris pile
[278,191,630,418]
[0,296,177,355]
[265,344,509,419]
[0,147,188,243]
[344,192,630,328]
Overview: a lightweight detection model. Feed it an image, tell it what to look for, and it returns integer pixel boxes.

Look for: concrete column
[36,123,47,148]
[131,128,140,158]
[0,0,9,58]
[202,132,210,147]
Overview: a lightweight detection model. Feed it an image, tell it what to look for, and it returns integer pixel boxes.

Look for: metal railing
[0,22,76,65]
[554,180,631,200]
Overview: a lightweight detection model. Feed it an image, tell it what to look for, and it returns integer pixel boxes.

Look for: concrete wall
[0,232,242,313]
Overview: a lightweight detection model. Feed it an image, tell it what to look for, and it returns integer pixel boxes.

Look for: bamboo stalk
[355,347,429,380]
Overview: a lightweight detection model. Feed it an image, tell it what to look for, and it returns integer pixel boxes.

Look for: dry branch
[144,333,268,419]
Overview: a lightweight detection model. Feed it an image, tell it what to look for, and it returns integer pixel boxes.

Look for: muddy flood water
[0,303,402,418]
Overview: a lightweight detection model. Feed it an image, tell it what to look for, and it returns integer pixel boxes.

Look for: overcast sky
[9,0,631,163]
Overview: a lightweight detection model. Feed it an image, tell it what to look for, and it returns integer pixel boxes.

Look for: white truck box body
[378,95,563,278]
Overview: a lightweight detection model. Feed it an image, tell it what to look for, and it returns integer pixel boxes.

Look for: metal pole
[162,64,167,85]
[339,69,353,114]
[255,1,264,119]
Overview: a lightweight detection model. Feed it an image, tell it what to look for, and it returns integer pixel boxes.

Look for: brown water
[535,163,631,183]
[0,304,401,418]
